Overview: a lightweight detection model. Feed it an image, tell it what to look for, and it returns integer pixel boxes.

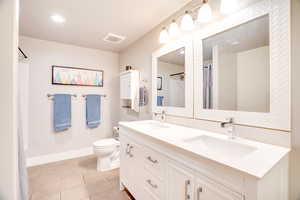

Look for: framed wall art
[52,65,104,87]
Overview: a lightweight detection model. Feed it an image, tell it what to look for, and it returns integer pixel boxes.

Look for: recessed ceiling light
[51,14,66,24]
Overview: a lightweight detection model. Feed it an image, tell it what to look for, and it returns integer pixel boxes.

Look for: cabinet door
[194,179,243,200]
[120,136,131,187]
[167,162,194,200]
[120,74,131,99]
[120,136,144,199]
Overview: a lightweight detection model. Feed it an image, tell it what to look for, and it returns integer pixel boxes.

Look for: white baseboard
[26,147,94,167]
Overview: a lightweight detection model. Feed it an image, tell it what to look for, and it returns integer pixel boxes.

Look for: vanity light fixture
[158,0,239,42]
[197,0,213,23]
[51,14,66,24]
[159,27,170,44]
[181,11,195,31]
[220,0,238,15]
[169,20,181,38]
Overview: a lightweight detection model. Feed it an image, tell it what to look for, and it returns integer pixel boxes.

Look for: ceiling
[19,0,191,52]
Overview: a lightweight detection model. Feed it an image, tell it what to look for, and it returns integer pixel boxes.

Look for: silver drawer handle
[146,179,158,189]
[128,146,134,157]
[147,156,158,164]
[126,144,130,154]
[185,180,191,200]
[197,187,203,200]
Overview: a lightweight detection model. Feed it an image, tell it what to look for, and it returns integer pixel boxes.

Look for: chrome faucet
[154,110,166,122]
[220,117,235,139]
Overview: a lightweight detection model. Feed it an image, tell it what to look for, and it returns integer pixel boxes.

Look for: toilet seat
[93,138,120,148]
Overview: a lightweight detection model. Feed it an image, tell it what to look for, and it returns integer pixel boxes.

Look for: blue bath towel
[86,95,101,128]
[54,94,71,132]
[157,96,164,106]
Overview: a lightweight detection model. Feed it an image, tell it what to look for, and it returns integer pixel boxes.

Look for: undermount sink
[135,121,170,130]
[183,135,257,159]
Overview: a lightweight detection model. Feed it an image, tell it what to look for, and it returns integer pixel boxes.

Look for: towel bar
[82,94,107,98]
[47,94,77,100]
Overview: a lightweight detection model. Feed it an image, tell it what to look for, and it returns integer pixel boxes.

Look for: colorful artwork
[52,66,104,87]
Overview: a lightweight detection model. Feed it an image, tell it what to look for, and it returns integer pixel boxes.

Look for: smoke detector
[103,33,126,44]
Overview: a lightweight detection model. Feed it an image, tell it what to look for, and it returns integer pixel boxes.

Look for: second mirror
[157,47,185,107]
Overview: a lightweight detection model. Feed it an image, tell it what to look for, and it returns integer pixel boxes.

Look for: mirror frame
[194,0,290,131]
[152,37,194,117]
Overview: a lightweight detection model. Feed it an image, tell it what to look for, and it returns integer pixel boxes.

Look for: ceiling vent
[103,33,126,44]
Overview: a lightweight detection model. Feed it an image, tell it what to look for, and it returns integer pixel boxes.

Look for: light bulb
[159,27,169,44]
[169,20,180,38]
[181,11,195,31]
[197,1,212,23]
[220,0,238,15]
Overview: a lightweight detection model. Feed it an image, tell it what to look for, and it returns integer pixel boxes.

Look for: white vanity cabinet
[119,123,289,200]
[120,135,144,199]
[167,162,194,200]
[194,175,243,200]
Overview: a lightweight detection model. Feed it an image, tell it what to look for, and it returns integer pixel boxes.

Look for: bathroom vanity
[119,121,289,200]
[119,0,291,199]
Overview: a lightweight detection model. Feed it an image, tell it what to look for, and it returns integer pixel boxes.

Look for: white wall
[237,46,270,112]
[19,36,120,158]
[0,0,19,199]
[290,0,300,199]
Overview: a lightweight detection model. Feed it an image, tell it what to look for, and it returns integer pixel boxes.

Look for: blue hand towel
[157,96,164,106]
[54,94,71,132]
[86,95,101,128]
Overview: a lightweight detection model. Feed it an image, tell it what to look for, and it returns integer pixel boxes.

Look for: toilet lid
[93,138,120,147]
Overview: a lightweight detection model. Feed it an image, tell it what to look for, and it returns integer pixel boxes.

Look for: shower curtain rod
[18,47,28,59]
[170,72,185,77]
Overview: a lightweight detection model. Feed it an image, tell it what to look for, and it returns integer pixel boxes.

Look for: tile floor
[28,155,132,200]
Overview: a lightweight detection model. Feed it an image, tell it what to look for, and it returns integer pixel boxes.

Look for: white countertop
[119,120,290,179]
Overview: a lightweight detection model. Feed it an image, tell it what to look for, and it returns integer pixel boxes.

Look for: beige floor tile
[61,174,84,190]
[31,192,60,200]
[90,190,130,200]
[85,179,114,196]
[83,171,110,185]
[29,155,129,200]
[61,185,89,200]
[31,180,62,196]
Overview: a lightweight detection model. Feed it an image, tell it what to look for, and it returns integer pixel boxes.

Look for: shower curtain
[203,64,213,109]
[18,62,29,200]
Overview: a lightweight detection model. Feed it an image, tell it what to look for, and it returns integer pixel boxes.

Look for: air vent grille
[103,33,126,44]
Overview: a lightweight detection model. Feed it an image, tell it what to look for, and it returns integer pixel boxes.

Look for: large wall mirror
[152,38,193,117]
[202,15,270,113]
[194,0,290,130]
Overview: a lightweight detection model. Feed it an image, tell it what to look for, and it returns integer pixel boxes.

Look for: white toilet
[93,127,120,171]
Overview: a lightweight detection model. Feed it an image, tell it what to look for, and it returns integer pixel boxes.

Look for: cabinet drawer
[143,170,165,199]
[144,146,166,179]
[144,187,160,200]
[195,173,244,200]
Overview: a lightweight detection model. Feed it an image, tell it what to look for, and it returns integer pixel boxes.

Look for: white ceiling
[19,0,192,52]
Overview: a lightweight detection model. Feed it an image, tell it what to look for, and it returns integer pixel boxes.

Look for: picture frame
[52,65,104,87]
